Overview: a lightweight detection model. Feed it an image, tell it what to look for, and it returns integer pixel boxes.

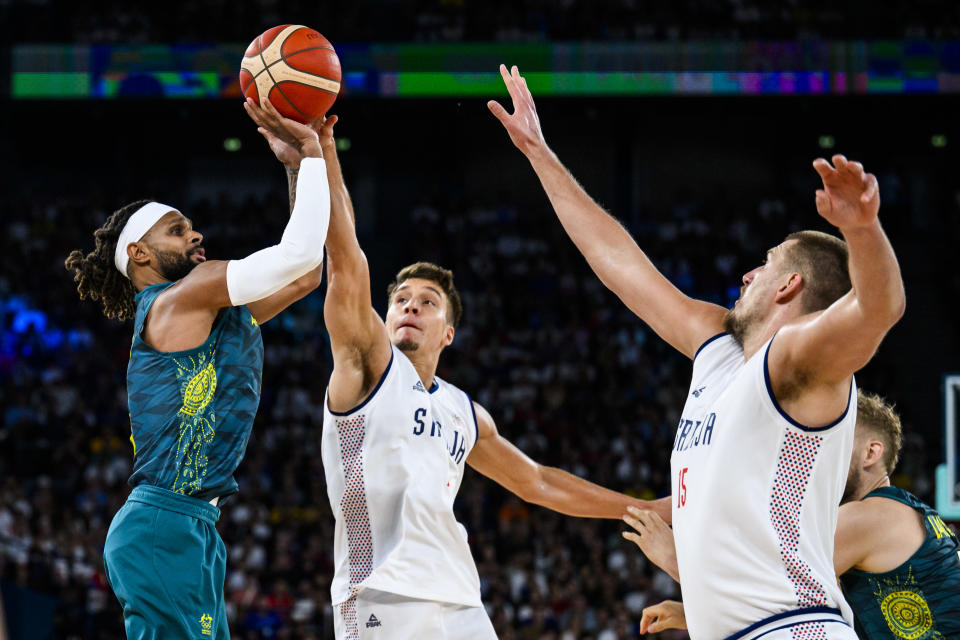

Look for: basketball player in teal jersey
[65,98,332,640]
[626,391,960,639]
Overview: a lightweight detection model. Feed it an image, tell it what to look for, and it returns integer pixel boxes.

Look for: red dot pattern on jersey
[337,415,374,592]
[769,431,829,608]
[790,621,827,639]
[339,598,358,639]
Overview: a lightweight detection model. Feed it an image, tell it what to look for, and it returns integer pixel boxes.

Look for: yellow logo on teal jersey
[172,350,219,495]
[181,361,217,416]
[880,590,934,639]
[199,613,213,635]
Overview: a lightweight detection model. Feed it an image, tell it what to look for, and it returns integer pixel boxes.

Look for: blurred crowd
[1,157,946,638]
[3,0,960,43]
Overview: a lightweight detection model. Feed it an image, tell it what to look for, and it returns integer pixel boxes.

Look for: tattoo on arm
[286,167,299,214]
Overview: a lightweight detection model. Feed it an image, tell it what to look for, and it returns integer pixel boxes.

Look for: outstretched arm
[489,65,725,359]
[769,156,905,425]
[142,100,329,349]
[320,119,392,412]
[245,124,328,324]
[466,402,671,521]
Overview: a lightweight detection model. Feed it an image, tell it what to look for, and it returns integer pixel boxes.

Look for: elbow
[892,292,906,323]
[296,266,324,294]
[516,469,550,507]
[282,241,325,270]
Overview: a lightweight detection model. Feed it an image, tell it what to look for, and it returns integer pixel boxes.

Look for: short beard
[722,306,753,348]
[840,468,863,505]
[151,246,196,282]
[395,339,419,352]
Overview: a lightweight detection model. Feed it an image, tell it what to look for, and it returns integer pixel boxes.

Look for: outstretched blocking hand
[244,97,323,166]
[488,64,547,156]
[812,154,880,231]
[640,600,687,634]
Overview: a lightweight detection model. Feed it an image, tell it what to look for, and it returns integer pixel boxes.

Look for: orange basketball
[239,25,341,124]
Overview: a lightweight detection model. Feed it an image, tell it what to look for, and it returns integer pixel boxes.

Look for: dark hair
[783,230,851,313]
[64,199,151,321]
[856,390,903,474]
[386,261,463,327]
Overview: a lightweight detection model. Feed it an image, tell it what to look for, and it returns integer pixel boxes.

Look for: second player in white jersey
[322,345,483,608]
[672,334,856,639]
[488,66,905,640]
[315,113,672,639]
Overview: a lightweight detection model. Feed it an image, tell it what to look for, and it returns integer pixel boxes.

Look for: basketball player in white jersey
[315,116,671,639]
[489,65,906,639]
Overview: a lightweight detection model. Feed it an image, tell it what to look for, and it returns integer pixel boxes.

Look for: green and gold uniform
[103,282,263,640]
[840,487,960,640]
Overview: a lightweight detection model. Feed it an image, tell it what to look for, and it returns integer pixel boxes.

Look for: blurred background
[1,1,959,638]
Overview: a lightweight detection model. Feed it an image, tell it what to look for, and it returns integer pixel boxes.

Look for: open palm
[813,154,880,230]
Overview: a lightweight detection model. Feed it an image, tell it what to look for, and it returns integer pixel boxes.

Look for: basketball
[239,25,341,124]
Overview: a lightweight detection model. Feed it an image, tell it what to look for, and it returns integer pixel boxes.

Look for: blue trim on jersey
[326,349,395,416]
[762,338,852,432]
[428,380,440,394]
[747,618,850,640]
[723,607,846,640]
[693,332,729,361]
[466,392,479,444]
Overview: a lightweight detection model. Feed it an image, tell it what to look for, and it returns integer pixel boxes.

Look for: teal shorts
[103,485,228,640]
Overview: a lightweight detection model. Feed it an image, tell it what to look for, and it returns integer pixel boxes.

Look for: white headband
[114,202,180,278]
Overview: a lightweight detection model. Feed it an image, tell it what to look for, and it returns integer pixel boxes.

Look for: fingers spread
[832,154,848,170]
[500,63,523,104]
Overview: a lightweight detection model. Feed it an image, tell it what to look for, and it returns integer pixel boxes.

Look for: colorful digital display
[11,41,960,98]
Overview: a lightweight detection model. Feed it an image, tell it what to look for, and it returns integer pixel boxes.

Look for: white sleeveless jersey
[671,334,857,640]
[321,346,482,608]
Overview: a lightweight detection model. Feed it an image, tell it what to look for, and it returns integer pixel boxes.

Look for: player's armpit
[325,304,392,414]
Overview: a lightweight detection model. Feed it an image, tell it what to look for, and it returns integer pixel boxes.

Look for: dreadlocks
[65,199,151,321]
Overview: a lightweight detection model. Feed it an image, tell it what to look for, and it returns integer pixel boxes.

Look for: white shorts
[334,588,497,640]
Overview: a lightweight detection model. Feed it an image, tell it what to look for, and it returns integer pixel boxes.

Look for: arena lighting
[223,137,242,151]
[931,134,948,148]
[336,138,352,151]
[818,135,835,149]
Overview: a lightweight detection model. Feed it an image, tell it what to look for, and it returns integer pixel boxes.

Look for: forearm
[531,465,645,519]
[286,166,299,214]
[226,157,329,305]
[841,220,905,324]
[524,147,724,356]
[322,144,361,263]
[526,147,656,289]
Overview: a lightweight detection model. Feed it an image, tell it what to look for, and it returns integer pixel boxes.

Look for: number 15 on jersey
[678,467,688,508]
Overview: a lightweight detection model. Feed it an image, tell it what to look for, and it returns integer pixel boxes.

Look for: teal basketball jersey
[839,486,960,639]
[125,282,264,500]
